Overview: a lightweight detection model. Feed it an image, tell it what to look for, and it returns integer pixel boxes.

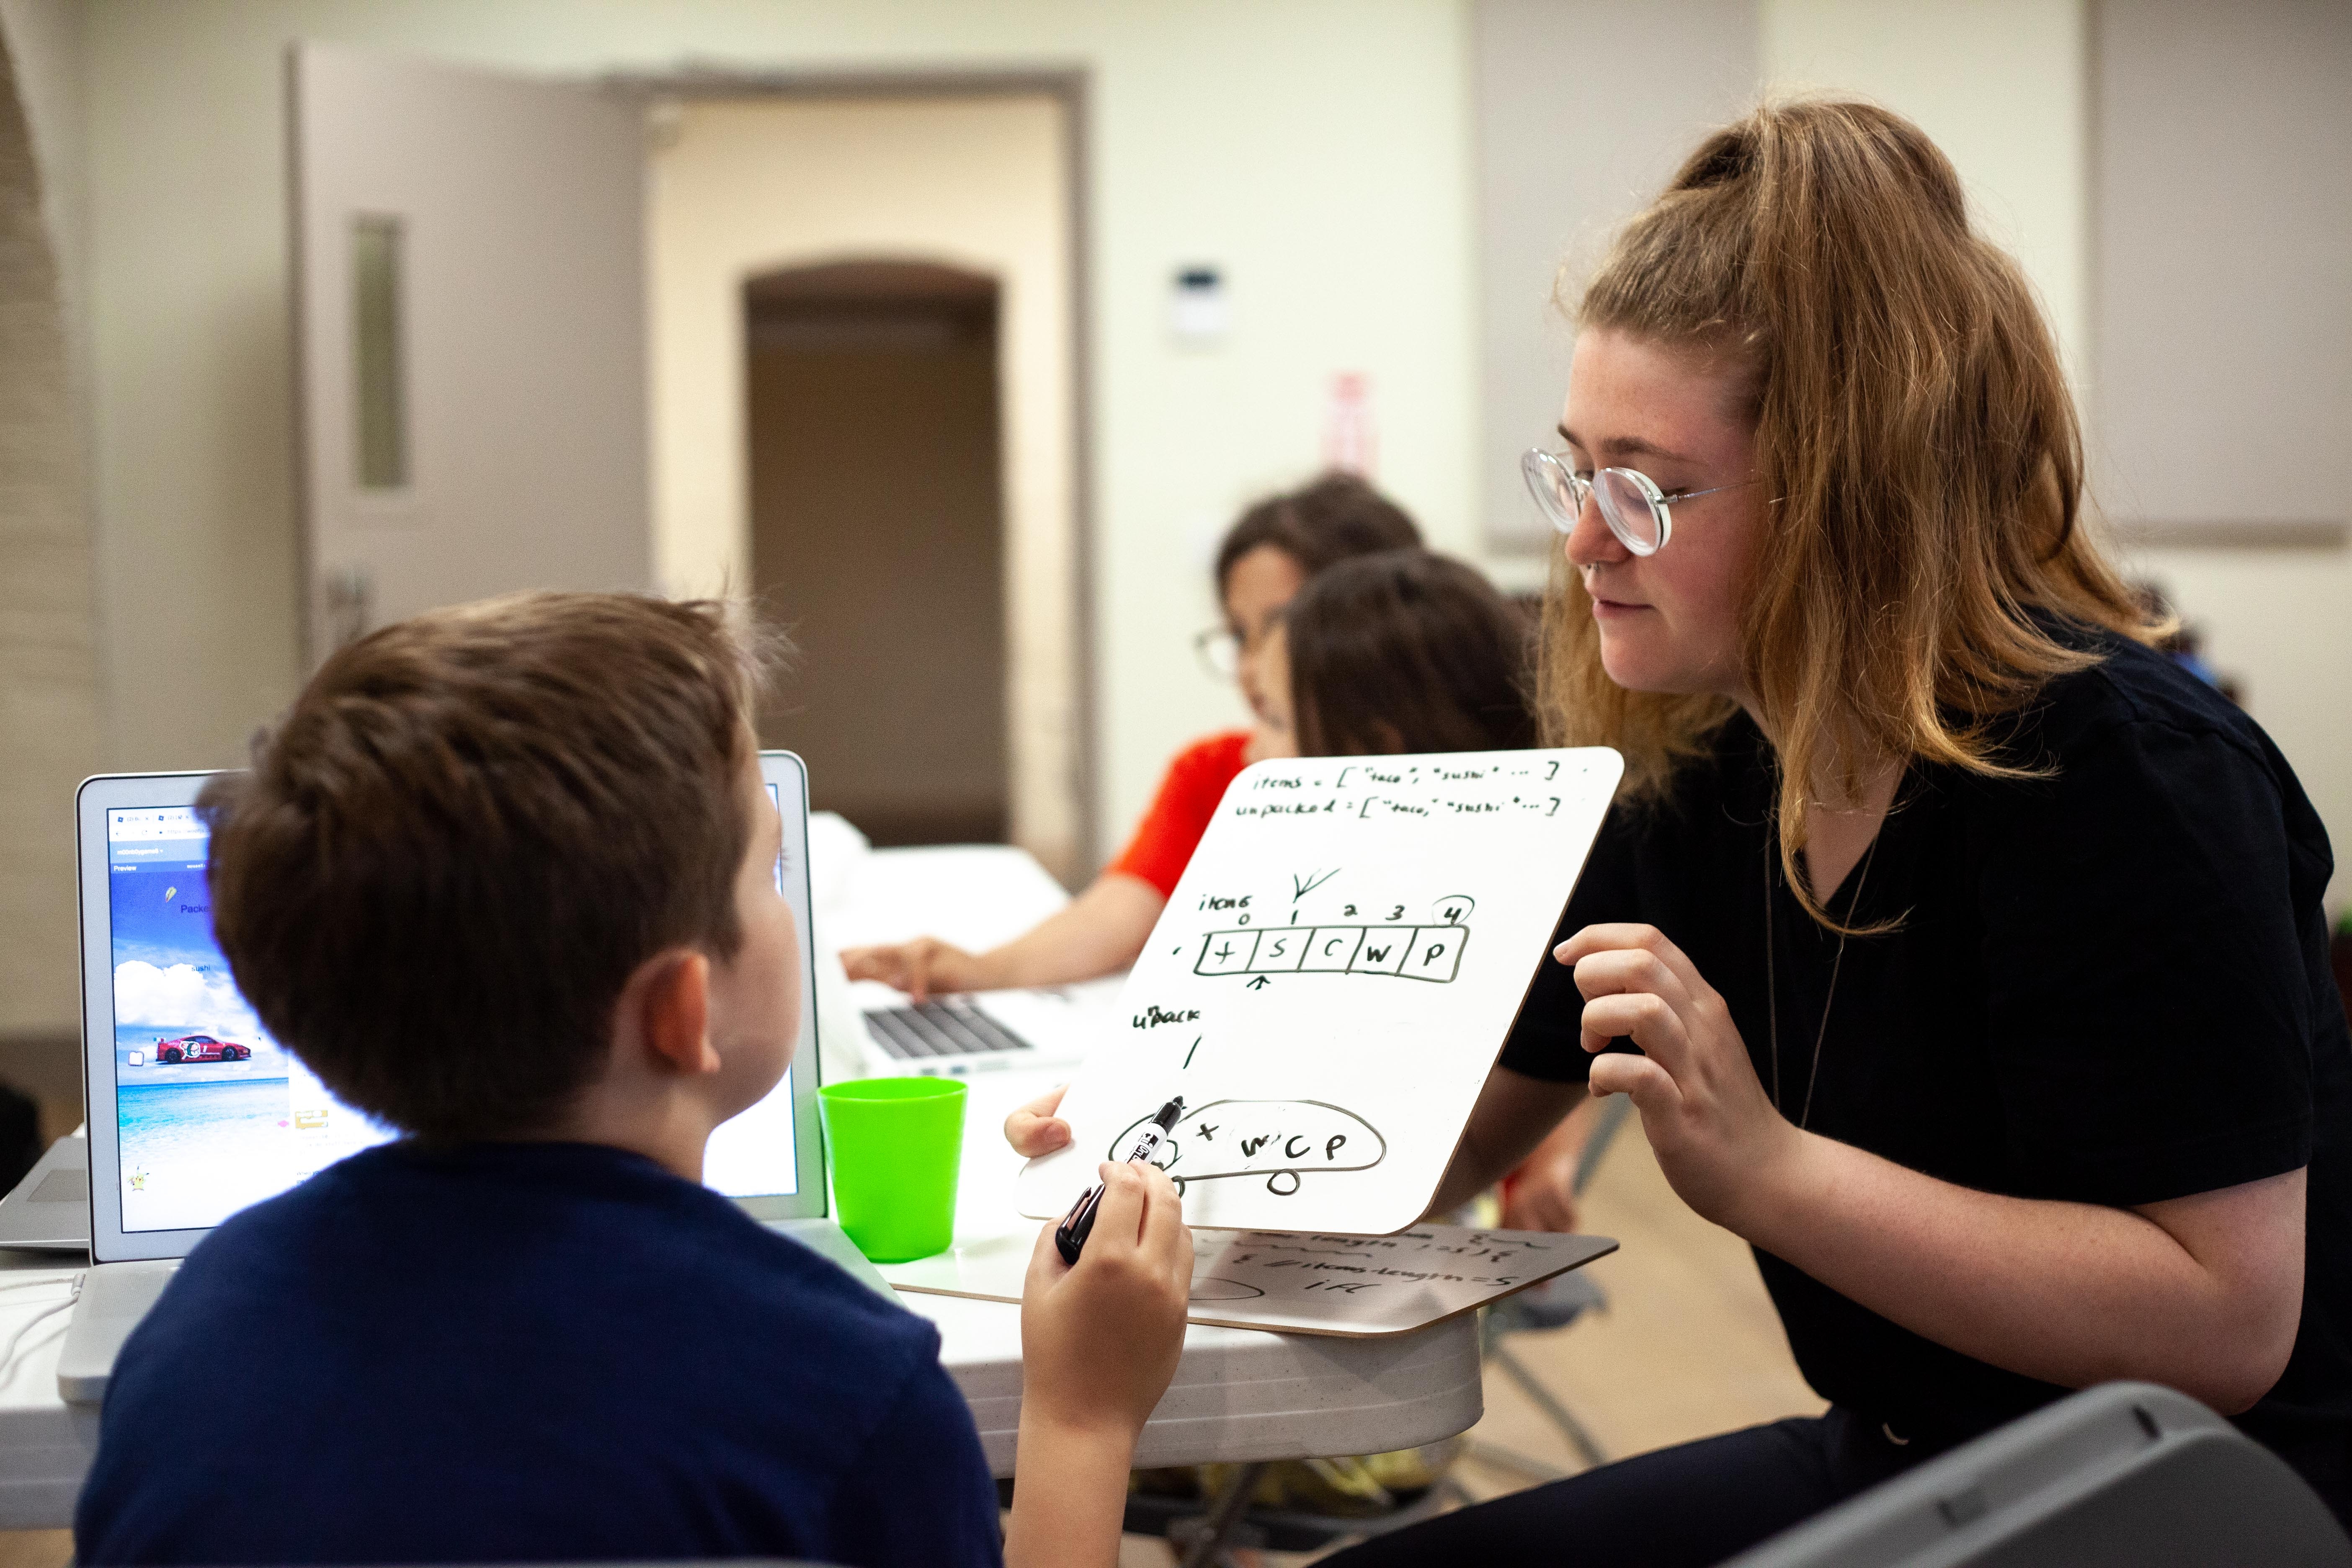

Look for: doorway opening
[746,260,1008,846]
[647,88,1088,879]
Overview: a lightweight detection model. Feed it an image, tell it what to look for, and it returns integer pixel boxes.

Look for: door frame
[611,65,1100,879]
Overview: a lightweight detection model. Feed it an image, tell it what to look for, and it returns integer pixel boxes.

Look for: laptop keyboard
[864,999,1037,1061]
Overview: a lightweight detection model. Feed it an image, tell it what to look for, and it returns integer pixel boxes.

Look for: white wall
[1759,0,2350,912]
[74,0,1485,871]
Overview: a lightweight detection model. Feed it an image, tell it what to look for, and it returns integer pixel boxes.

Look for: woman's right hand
[838,936,992,1004]
[1006,1084,1073,1158]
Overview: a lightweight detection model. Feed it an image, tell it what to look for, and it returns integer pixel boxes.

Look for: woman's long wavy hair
[1538,98,2162,926]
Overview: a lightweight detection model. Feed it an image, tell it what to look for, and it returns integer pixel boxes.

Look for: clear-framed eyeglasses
[1520,448,1757,557]
[1194,626,1241,679]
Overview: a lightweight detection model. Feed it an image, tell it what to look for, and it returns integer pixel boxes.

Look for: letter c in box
[1400,925,1469,983]
[1300,926,1362,972]
[1195,929,1262,975]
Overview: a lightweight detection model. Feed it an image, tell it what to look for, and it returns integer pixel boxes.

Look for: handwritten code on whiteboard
[1017,747,1622,1235]
[886,1223,1620,1338]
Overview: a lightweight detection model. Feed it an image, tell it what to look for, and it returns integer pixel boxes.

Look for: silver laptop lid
[76,760,828,1263]
[726,751,827,1223]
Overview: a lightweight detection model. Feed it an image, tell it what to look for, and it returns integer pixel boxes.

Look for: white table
[0,1262,98,1528]
[0,838,1483,1527]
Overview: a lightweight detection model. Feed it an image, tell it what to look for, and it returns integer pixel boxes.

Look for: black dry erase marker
[1055,1096,1184,1265]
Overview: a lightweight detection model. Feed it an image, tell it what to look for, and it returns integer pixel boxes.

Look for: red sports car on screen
[154,1034,251,1064]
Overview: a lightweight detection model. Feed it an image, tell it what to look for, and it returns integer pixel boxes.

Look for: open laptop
[58,752,883,1402]
[852,979,1118,1077]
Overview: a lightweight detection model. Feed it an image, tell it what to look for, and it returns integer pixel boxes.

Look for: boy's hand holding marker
[1008,1158,1193,1568]
[1022,1161,1194,1434]
[1055,1096,1183,1263]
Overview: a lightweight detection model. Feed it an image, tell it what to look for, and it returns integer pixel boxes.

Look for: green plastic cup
[819,1077,967,1262]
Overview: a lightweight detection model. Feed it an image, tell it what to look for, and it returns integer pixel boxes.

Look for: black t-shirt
[1499,629,2352,1493]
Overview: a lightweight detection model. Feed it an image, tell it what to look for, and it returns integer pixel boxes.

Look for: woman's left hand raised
[1557,923,1801,1231]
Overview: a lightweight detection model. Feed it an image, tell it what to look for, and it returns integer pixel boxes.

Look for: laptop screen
[103,806,395,1233]
[98,788,806,1237]
[693,778,803,1199]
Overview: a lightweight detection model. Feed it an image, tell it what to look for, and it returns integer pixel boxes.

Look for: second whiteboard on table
[1019,746,1622,1235]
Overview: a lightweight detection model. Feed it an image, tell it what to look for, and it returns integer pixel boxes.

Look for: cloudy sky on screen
[109,864,279,1060]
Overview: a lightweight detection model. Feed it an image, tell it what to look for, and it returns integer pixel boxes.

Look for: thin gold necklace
[1764,833,1880,1131]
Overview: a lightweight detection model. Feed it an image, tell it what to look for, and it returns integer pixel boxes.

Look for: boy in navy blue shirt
[75,593,1194,1567]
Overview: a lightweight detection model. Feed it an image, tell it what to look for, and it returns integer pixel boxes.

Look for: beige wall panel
[2090,0,2351,529]
[0,2,100,1032]
[1761,0,2091,385]
[1473,0,1759,554]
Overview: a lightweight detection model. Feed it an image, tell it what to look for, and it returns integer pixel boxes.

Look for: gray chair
[1722,1382,2352,1568]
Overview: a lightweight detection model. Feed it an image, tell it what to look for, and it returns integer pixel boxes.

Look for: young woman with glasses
[1323,99,2352,1562]
[841,473,1418,1001]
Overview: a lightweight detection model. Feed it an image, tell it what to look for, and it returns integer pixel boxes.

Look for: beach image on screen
[106,807,394,1233]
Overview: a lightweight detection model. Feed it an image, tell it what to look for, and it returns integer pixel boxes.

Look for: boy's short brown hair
[199,592,770,1143]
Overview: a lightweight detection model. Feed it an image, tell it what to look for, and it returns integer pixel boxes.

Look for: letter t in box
[1196,931,1261,975]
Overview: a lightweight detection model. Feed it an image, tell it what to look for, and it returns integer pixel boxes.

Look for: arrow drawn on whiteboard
[1246,975,1271,990]
[1290,867,1341,902]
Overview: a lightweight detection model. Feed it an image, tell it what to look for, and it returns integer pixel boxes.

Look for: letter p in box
[1399,926,1468,983]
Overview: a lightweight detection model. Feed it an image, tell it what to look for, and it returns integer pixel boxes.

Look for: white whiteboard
[1018,747,1622,1233]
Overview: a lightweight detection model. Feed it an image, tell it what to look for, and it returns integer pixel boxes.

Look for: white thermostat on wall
[1171,265,1228,343]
